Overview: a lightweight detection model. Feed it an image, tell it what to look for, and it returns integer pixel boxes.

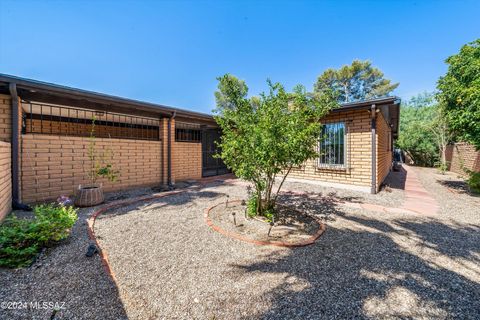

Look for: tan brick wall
[376,112,392,188]
[21,134,162,203]
[0,94,11,142]
[0,141,12,220]
[172,141,202,182]
[446,142,480,175]
[289,109,373,187]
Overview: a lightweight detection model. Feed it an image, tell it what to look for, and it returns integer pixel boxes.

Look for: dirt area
[208,201,320,243]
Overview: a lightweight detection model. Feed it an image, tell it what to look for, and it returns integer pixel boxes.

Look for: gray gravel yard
[93,176,479,319]
[1,169,479,319]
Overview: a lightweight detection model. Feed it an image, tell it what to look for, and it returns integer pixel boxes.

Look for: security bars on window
[318,122,346,168]
[175,122,202,142]
[21,101,160,141]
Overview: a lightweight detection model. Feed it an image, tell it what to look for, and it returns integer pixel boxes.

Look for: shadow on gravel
[97,189,227,220]
[437,179,480,197]
[233,200,480,319]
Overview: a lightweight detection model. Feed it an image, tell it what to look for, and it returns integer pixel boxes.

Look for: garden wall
[445,142,480,175]
[289,109,372,189]
[0,141,12,220]
[21,134,162,203]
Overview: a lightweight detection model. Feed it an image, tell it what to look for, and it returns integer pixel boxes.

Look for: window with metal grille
[175,122,202,142]
[318,122,346,167]
[21,101,160,141]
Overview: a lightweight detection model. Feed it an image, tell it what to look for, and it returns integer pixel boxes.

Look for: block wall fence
[445,142,480,175]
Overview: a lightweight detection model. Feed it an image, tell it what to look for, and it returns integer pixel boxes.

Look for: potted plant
[75,117,119,207]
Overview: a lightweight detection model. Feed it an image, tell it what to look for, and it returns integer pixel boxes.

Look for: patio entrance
[202,129,229,177]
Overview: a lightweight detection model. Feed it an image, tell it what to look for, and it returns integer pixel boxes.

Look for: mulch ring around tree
[205,200,325,247]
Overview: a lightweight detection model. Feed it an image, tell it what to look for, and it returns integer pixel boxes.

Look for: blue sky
[1,0,479,113]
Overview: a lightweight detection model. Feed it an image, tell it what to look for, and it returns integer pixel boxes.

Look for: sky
[1,0,479,114]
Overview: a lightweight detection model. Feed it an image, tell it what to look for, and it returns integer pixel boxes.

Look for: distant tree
[314,60,399,103]
[214,74,337,217]
[437,39,480,149]
[396,93,438,167]
[429,104,455,173]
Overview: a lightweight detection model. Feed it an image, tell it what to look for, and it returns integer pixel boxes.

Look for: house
[0,74,399,220]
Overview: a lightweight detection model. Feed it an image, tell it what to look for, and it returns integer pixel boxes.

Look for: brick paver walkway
[401,165,440,215]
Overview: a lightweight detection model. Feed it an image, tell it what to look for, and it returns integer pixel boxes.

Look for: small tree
[213,74,337,216]
[86,117,119,185]
[428,105,454,173]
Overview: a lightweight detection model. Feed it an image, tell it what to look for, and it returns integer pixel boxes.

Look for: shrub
[0,204,78,268]
[467,171,480,194]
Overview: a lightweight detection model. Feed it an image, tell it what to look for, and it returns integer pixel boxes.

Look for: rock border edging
[204,200,326,248]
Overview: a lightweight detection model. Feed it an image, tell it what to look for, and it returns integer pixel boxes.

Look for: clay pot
[74,184,104,207]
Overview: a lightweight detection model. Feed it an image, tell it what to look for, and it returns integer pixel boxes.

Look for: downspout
[370,104,377,194]
[167,111,176,187]
[9,83,30,210]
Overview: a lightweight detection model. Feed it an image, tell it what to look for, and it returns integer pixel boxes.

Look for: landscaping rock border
[204,200,326,247]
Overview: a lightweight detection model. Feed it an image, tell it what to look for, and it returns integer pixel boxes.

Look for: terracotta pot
[74,184,105,207]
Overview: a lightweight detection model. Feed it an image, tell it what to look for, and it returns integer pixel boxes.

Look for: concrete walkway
[401,165,440,215]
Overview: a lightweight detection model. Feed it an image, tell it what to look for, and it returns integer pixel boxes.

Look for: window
[319,122,346,167]
[175,122,202,142]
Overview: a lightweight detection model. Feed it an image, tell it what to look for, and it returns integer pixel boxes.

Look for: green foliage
[467,171,480,194]
[0,204,78,268]
[214,74,336,216]
[437,39,480,149]
[314,60,399,103]
[87,117,119,184]
[396,93,440,167]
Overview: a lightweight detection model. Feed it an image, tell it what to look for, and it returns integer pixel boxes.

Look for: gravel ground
[0,187,152,320]
[281,168,405,207]
[93,176,480,319]
[413,166,480,223]
[1,170,479,319]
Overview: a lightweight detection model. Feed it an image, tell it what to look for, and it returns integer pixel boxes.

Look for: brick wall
[21,135,162,203]
[0,94,11,142]
[376,112,392,189]
[289,109,373,188]
[172,141,202,182]
[0,141,12,220]
[446,142,480,175]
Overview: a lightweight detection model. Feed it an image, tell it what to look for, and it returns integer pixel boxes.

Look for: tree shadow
[97,188,227,220]
[232,203,480,319]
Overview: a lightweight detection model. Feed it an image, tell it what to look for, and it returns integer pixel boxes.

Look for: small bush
[467,171,480,194]
[0,204,78,268]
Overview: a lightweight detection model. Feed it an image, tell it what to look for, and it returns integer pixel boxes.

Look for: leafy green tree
[214,74,337,216]
[437,39,480,149]
[396,93,439,167]
[314,60,399,103]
